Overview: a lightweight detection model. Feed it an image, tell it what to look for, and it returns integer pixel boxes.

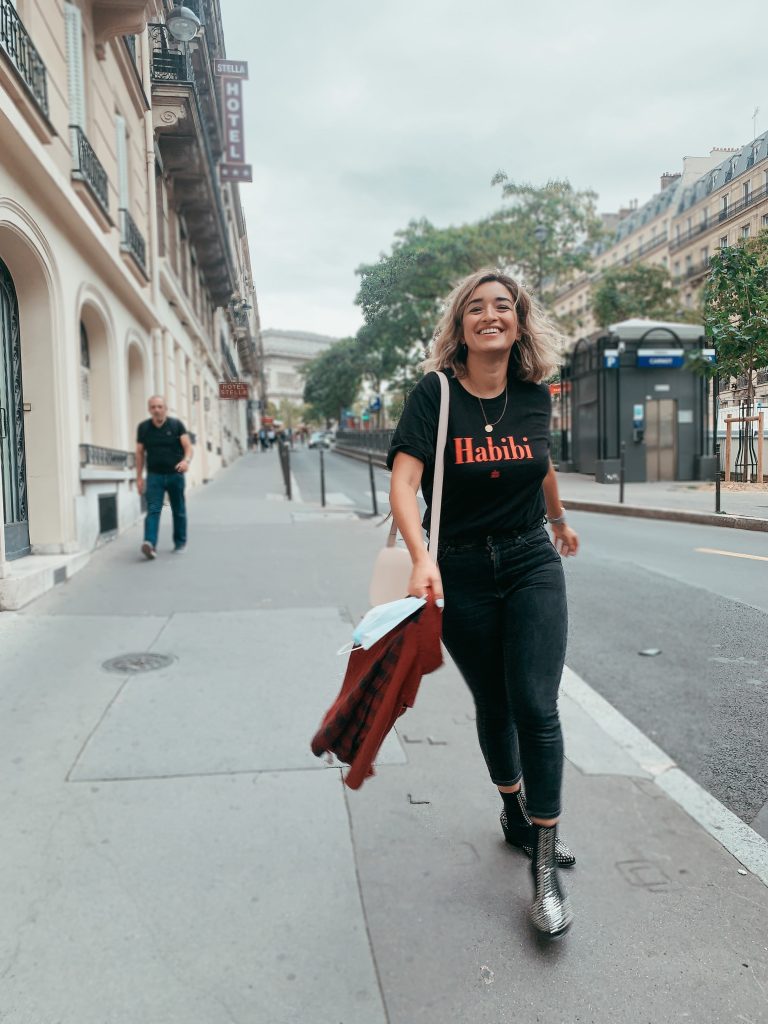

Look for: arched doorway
[0,257,30,560]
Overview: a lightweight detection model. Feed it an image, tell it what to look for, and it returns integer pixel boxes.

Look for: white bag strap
[386,370,449,557]
[426,371,449,559]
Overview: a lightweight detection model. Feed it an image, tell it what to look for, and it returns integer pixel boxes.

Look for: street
[2,452,768,1023]
[292,445,768,835]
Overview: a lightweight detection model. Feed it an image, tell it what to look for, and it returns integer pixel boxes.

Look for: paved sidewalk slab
[70,608,405,780]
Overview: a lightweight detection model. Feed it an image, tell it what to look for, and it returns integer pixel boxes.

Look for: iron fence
[335,428,393,455]
[70,125,109,215]
[119,208,147,274]
[0,0,49,118]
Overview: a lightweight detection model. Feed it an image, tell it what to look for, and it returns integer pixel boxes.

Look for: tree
[302,337,364,424]
[482,177,605,296]
[591,263,681,328]
[699,230,768,406]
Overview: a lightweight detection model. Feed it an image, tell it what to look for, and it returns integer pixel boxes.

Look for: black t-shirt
[137,417,187,474]
[386,372,551,540]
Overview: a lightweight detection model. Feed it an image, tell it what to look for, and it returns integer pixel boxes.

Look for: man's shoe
[172,544,186,553]
[141,542,156,560]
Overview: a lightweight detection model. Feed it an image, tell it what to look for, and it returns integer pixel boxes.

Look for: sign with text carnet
[219,381,249,400]
[215,59,252,183]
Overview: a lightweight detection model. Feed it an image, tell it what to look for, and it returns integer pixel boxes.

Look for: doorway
[645,398,677,482]
[0,257,30,559]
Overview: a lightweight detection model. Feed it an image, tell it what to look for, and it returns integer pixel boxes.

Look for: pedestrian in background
[135,395,193,560]
[388,269,580,937]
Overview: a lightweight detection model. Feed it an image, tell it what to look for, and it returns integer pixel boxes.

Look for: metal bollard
[715,443,721,514]
[368,453,379,516]
[619,441,626,504]
[320,448,326,507]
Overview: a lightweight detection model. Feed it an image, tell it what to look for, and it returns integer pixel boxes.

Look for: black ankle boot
[529,824,573,937]
[500,791,576,867]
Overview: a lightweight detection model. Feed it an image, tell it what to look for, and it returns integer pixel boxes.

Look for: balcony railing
[0,0,49,117]
[717,184,768,224]
[70,125,109,216]
[669,220,710,254]
[79,445,136,470]
[119,207,147,274]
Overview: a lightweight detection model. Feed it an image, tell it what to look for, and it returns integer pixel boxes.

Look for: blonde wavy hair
[422,269,563,383]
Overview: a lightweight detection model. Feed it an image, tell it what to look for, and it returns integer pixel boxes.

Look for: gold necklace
[477,385,508,434]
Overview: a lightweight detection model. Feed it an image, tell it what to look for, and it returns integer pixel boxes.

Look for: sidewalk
[1,453,767,1023]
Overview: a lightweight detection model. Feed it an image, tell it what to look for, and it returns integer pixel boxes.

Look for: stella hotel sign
[214,58,252,183]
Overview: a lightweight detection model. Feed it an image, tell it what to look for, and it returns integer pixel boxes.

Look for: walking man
[135,395,194,559]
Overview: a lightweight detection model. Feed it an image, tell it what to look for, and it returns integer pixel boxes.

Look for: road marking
[325,492,355,507]
[695,547,768,562]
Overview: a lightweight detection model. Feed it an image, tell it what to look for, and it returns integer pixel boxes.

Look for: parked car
[308,430,332,449]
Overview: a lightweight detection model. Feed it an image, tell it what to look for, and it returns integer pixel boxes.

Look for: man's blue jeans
[144,472,187,549]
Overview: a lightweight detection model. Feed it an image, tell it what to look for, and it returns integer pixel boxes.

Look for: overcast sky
[223,0,768,338]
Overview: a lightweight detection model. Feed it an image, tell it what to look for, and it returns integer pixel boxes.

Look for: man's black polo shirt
[137,417,187,474]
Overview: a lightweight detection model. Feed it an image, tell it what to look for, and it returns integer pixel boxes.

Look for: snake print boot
[529,823,573,937]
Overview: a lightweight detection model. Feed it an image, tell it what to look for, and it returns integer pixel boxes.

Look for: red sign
[219,381,249,400]
[214,59,249,79]
[220,163,252,182]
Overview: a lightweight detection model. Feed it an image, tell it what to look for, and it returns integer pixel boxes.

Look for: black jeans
[438,523,568,820]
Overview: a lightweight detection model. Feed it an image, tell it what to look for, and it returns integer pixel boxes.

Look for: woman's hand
[551,522,579,557]
[408,556,444,601]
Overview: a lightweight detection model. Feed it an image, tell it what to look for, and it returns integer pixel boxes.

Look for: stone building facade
[260,328,337,420]
[0,0,260,607]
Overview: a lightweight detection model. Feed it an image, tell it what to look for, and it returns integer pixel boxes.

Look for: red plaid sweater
[311,597,443,789]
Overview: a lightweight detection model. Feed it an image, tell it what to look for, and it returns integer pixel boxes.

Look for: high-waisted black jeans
[438,523,568,820]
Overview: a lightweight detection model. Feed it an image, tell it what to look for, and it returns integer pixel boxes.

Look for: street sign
[603,349,619,369]
[219,381,249,400]
[369,396,381,412]
[636,348,685,368]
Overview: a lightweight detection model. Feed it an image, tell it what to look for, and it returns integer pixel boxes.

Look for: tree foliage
[591,263,681,328]
[302,337,364,423]
[700,231,768,401]
[482,177,604,295]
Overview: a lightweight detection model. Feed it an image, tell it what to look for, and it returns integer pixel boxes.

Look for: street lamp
[166,5,202,42]
[533,222,547,293]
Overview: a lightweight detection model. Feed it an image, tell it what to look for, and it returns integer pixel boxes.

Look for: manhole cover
[102,652,175,674]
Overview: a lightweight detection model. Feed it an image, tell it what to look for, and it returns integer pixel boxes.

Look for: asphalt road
[308,447,768,835]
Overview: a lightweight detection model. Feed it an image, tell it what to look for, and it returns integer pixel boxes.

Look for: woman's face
[461,281,520,359]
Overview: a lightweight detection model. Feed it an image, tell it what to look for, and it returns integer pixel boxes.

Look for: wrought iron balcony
[669,220,710,254]
[79,445,136,470]
[119,207,147,275]
[0,0,49,117]
[717,184,768,224]
[70,125,110,216]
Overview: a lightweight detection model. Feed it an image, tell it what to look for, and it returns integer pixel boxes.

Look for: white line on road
[695,547,768,562]
[562,665,768,888]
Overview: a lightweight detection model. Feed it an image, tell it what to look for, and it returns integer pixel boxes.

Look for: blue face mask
[352,596,427,650]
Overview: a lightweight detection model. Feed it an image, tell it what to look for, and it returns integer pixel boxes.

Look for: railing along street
[119,208,147,274]
[70,125,110,215]
[79,445,136,470]
[0,0,49,118]
[335,428,393,455]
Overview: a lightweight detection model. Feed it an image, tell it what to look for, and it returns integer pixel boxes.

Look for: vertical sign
[214,59,252,183]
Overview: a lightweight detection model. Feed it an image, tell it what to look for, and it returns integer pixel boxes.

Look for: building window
[700,247,708,264]
[80,322,90,368]
[719,235,728,249]
[762,213,768,227]
[741,224,750,239]
[743,182,751,204]
[721,196,729,216]
[701,210,708,227]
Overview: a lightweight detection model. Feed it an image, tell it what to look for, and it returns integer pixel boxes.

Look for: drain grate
[102,652,175,674]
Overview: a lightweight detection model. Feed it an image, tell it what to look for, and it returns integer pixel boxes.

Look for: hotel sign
[219,381,249,400]
[215,59,252,183]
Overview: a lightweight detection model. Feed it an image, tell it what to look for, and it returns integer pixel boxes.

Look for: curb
[562,667,768,888]
[334,447,768,533]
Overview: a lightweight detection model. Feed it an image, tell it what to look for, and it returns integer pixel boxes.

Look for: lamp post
[533,222,547,294]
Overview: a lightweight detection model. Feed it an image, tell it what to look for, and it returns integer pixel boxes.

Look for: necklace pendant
[485,424,493,433]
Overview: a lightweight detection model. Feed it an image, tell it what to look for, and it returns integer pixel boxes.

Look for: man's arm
[135,443,146,495]
[176,433,194,472]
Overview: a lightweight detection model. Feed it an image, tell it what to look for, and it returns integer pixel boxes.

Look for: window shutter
[64,2,85,130]
[115,114,129,210]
